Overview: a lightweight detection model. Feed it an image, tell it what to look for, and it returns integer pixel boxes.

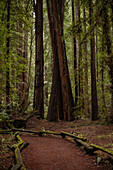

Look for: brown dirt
[0,117,113,169]
[22,135,104,170]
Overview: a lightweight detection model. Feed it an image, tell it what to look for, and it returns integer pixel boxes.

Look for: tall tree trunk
[101,31,106,114]
[102,4,113,121]
[21,30,28,112]
[75,0,83,110]
[16,18,24,114]
[6,0,10,114]
[89,0,98,120]
[45,66,48,107]
[96,27,99,81]
[34,0,44,118]
[58,0,68,120]
[83,7,89,117]
[28,13,34,108]
[46,0,63,121]
[52,0,74,121]
[18,20,23,103]
[72,0,78,106]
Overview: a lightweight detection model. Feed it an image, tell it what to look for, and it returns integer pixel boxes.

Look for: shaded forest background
[0,0,113,123]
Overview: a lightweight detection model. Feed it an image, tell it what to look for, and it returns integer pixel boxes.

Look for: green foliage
[0,0,34,114]
[0,111,10,121]
[0,0,112,122]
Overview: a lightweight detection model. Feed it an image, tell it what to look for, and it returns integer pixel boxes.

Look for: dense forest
[1,0,113,123]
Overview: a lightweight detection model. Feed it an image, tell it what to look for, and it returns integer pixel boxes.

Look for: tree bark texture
[17,19,23,106]
[83,7,89,117]
[45,66,48,107]
[46,0,63,121]
[28,15,34,109]
[72,0,78,106]
[101,4,113,119]
[75,0,83,110]
[89,0,98,120]
[21,30,28,112]
[34,0,44,118]
[101,32,106,114]
[6,0,10,113]
[51,0,74,121]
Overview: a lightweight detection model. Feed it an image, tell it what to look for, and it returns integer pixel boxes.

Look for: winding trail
[21,135,106,170]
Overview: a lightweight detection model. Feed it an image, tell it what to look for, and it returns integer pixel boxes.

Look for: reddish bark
[51,0,74,120]
[34,0,44,118]
[89,0,98,120]
[83,7,89,117]
[72,0,78,106]
[46,0,63,121]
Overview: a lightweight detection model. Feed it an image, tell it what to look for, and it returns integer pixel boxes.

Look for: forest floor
[0,117,113,169]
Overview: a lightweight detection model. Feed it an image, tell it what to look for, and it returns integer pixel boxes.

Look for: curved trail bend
[22,135,105,170]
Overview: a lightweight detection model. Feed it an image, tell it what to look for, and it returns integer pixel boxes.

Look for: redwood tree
[34,0,44,118]
[6,0,10,114]
[72,0,78,106]
[101,2,113,121]
[22,30,28,112]
[89,0,98,120]
[83,7,89,117]
[46,0,63,121]
[51,0,74,120]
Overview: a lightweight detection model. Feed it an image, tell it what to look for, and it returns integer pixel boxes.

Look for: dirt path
[21,135,108,170]
[0,119,112,169]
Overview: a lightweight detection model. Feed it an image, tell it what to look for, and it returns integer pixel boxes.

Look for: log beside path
[91,144,113,156]
[61,131,86,141]
[1,128,113,166]
[7,133,29,170]
[74,139,94,154]
[11,129,113,157]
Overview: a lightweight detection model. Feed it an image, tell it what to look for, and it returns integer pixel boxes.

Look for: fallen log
[0,129,12,134]
[8,133,28,170]
[10,163,21,170]
[12,128,39,135]
[38,131,61,137]
[74,138,94,154]
[4,128,113,165]
[13,119,27,128]
[20,142,29,152]
[8,134,24,151]
[61,131,86,141]
[12,147,26,170]
[12,128,61,136]
[12,112,41,129]
[91,144,113,156]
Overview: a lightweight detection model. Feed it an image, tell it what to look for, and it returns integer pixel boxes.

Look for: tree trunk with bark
[72,0,78,106]
[34,0,44,118]
[101,4,113,121]
[83,7,89,117]
[45,66,48,107]
[51,0,74,121]
[6,0,10,114]
[18,19,23,104]
[27,14,34,109]
[75,0,83,111]
[46,0,63,121]
[21,30,28,112]
[101,32,106,115]
[89,0,98,120]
